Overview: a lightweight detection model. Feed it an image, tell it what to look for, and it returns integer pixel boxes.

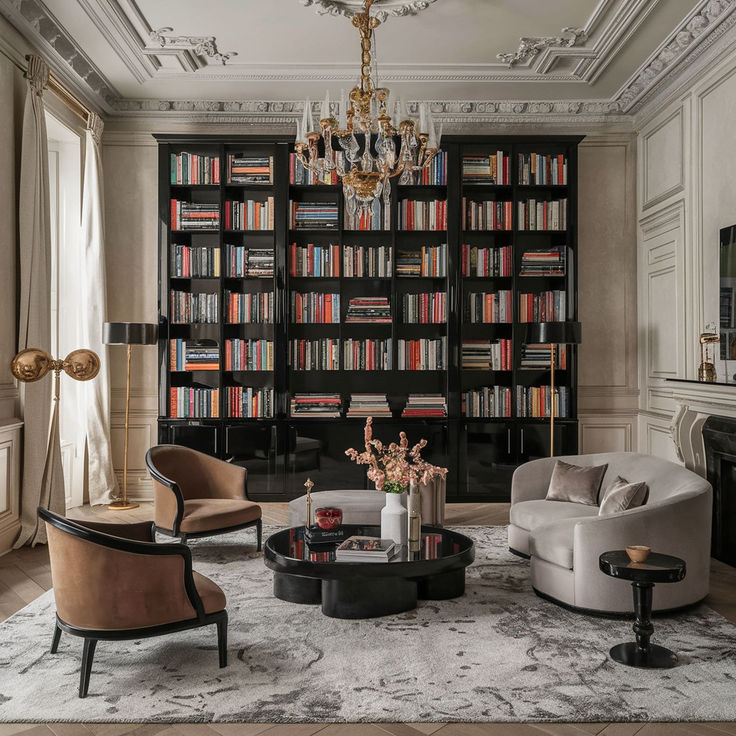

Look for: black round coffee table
[264,524,475,619]
[599,550,686,669]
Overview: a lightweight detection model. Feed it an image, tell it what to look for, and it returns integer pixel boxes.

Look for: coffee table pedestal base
[322,577,416,619]
[609,642,678,669]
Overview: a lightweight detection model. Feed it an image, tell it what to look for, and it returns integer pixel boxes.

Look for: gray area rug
[1,525,735,723]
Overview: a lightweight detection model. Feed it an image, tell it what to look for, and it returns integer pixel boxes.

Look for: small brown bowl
[626,545,651,563]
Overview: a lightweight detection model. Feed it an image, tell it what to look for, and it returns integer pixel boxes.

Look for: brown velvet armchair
[145,444,262,549]
[39,508,228,698]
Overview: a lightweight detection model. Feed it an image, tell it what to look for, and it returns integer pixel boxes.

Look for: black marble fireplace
[703,415,736,566]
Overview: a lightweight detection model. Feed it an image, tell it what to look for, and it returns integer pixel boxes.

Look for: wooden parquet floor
[1,502,735,736]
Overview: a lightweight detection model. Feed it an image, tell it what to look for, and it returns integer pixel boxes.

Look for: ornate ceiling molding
[614,0,736,113]
[497,27,587,68]
[300,0,438,22]
[146,27,237,67]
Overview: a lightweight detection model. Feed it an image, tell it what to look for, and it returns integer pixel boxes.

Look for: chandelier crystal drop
[294,0,441,216]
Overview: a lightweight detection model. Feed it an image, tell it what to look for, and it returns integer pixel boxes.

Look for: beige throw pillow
[545,460,608,505]
[598,476,649,515]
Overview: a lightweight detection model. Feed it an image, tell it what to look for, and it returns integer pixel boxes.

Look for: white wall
[102,124,639,499]
[637,45,736,459]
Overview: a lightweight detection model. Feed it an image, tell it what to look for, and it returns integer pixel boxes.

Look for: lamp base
[108,501,139,511]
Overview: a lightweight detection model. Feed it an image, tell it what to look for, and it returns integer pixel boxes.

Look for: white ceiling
[1,0,733,120]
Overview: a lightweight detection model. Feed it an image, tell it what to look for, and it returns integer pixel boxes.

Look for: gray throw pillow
[598,476,649,515]
[545,460,608,505]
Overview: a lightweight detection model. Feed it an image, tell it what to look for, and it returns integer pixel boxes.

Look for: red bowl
[314,507,343,530]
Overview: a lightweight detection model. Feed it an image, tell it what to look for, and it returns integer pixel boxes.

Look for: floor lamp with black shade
[103,322,158,511]
[523,321,582,457]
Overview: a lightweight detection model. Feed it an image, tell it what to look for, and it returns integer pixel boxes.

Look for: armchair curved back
[145,445,249,534]
[39,508,205,632]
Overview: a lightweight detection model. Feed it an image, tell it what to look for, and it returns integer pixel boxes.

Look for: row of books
[413,150,448,185]
[290,338,340,371]
[224,198,275,231]
[463,387,512,417]
[345,297,391,323]
[398,199,447,231]
[461,245,512,278]
[520,247,568,276]
[518,153,567,186]
[224,339,274,371]
[397,338,446,371]
[518,290,567,323]
[346,393,390,417]
[402,292,446,324]
[226,386,274,418]
[461,339,512,370]
[226,246,274,278]
[228,154,273,184]
[224,291,273,324]
[170,291,219,323]
[172,245,220,278]
[461,152,510,185]
[289,243,340,278]
[289,152,343,185]
[170,339,219,372]
[517,385,570,418]
[290,202,339,229]
[396,245,447,277]
[520,344,567,369]
[343,245,392,278]
[517,199,567,231]
[291,292,340,323]
[467,291,513,324]
[462,199,513,231]
[170,153,220,185]
[402,394,447,417]
[169,387,219,418]
[170,200,219,231]
[343,339,391,371]
[344,198,390,231]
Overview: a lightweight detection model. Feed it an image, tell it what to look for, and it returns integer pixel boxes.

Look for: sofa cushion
[599,476,648,515]
[510,499,599,532]
[546,460,608,505]
[530,518,584,570]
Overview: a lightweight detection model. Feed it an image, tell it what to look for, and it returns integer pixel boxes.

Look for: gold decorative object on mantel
[304,477,315,527]
[698,331,720,382]
[294,0,441,215]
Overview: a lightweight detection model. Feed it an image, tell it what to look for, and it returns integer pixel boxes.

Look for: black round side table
[599,550,686,669]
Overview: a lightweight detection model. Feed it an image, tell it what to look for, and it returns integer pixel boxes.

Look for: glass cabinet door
[517,421,573,464]
[459,422,515,498]
[225,423,279,495]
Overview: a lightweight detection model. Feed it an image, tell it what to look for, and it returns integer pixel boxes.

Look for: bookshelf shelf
[157,134,580,501]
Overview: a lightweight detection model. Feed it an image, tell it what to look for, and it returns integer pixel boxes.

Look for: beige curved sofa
[508,452,712,614]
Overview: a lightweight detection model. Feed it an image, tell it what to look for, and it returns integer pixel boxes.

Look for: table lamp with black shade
[103,322,158,510]
[523,321,582,457]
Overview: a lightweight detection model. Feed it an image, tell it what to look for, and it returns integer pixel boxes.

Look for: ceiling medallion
[149,27,237,65]
[497,27,587,67]
[294,0,441,215]
[301,0,438,22]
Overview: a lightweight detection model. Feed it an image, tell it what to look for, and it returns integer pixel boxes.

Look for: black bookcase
[156,134,582,501]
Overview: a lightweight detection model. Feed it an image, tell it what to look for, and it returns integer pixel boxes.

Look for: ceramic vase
[380,491,407,547]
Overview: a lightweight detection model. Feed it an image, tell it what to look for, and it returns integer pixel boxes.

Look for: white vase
[380,491,408,547]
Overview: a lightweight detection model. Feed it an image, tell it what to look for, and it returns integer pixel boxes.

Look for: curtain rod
[0,46,91,123]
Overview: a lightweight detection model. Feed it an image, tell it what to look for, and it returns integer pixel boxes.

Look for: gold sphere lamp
[103,322,158,511]
[11,347,100,506]
[523,321,582,457]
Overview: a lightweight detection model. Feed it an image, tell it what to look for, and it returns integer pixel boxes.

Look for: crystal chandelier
[294,0,441,216]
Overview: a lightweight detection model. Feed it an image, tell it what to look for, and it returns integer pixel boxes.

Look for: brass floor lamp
[103,322,158,511]
[523,321,582,457]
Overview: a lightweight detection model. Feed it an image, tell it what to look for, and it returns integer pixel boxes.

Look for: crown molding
[613,0,736,113]
[497,27,587,67]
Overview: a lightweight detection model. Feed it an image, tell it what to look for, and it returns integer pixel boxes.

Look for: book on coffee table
[335,536,397,562]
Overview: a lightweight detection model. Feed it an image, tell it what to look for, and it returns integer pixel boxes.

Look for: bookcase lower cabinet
[458,420,578,500]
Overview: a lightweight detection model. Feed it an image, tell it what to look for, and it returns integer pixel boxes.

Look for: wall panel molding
[0,419,22,555]
[640,106,685,210]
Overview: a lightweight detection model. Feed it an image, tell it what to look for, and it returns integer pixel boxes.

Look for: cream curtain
[15,55,65,547]
[81,113,119,504]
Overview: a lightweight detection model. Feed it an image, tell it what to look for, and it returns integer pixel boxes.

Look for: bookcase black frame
[156,134,582,502]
